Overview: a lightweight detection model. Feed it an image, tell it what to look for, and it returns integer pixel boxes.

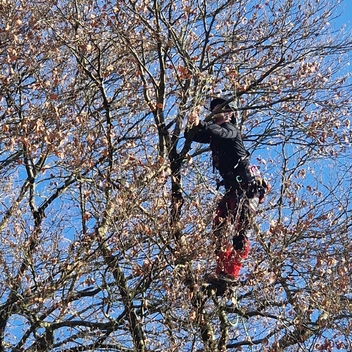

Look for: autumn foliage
[0,0,351,351]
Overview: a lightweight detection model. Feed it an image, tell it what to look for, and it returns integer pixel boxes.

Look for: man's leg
[214,191,241,279]
[216,191,254,280]
[213,192,231,253]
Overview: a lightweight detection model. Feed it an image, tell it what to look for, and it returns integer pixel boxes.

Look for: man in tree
[186,98,269,293]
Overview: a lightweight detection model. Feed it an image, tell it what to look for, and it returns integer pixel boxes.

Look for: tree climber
[185,98,269,293]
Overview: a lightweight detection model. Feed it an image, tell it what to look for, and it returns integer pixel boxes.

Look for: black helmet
[210,98,228,111]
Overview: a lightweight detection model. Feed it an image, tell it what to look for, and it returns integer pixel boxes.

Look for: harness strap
[231,154,250,173]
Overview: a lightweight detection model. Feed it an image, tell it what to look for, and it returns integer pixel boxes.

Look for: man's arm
[184,107,211,143]
[198,121,239,140]
[185,121,239,143]
[184,122,211,143]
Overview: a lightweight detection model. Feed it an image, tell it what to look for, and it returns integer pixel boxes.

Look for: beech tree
[0,0,351,351]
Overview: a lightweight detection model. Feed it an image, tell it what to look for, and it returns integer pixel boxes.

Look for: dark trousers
[212,183,258,277]
[214,184,258,246]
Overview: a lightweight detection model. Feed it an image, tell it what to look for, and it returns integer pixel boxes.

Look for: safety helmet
[210,98,228,111]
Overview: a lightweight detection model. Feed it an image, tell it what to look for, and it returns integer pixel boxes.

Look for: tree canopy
[0,0,351,351]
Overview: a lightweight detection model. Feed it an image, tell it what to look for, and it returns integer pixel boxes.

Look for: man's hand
[187,106,201,127]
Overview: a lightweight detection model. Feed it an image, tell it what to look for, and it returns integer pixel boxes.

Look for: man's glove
[246,176,270,201]
[255,176,263,187]
[257,177,270,203]
[187,106,202,127]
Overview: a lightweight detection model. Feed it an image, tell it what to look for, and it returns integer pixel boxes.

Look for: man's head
[210,98,232,125]
[210,98,228,111]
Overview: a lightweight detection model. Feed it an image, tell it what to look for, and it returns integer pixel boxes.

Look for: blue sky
[338,1,352,29]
